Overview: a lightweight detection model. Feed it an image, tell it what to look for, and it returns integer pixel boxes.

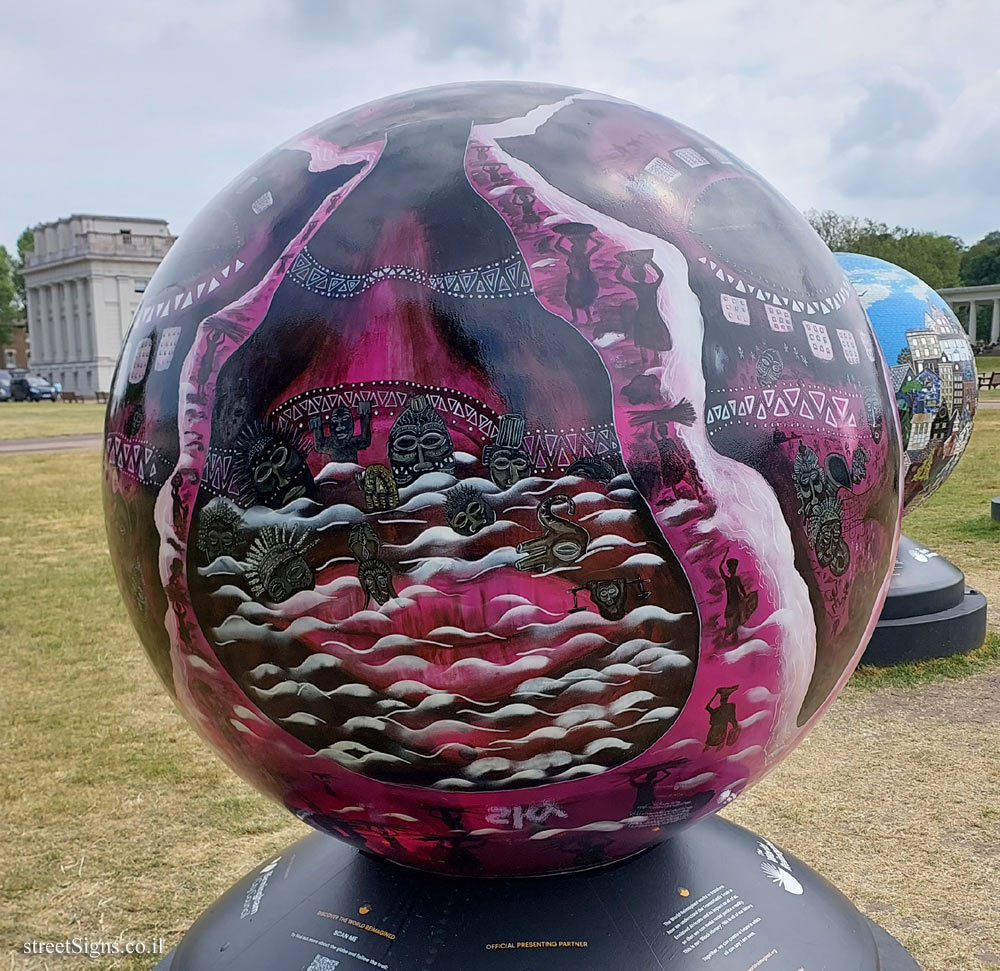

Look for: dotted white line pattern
[287,248,534,300]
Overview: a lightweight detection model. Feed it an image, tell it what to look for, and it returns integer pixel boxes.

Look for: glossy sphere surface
[837,252,978,512]
[104,82,901,875]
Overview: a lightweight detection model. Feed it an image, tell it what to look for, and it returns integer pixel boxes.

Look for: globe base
[152,817,919,971]
[864,535,987,665]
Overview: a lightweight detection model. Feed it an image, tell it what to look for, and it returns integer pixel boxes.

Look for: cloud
[0,0,998,250]
[284,0,541,64]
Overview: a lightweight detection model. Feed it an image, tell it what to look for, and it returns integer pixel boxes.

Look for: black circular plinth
[863,535,988,666]
[991,496,1000,523]
[149,816,919,971]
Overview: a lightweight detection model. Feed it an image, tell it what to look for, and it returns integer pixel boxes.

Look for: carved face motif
[388,399,455,486]
[755,348,783,388]
[590,579,627,620]
[265,555,313,602]
[205,527,240,561]
[359,560,396,605]
[250,442,312,508]
[487,446,532,490]
[449,496,496,536]
[864,391,883,443]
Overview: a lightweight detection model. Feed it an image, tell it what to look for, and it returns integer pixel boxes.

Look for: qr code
[306,955,340,971]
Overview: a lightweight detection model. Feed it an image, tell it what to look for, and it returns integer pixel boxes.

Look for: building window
[120,229,133,244]
[134,280,147,293]
[4,349,14,367]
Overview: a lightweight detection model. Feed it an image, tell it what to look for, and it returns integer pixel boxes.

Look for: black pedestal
[863,535,987,666]
[151,817,919,970]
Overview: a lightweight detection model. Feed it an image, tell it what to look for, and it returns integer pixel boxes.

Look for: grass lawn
[1,416,998,969]
[0,401,106,440]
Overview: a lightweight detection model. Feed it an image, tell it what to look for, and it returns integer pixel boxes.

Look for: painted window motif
[721,294,750,325]
[802,320,834,361]
[154,326,182,372]
[836,329,860,365]
[765,305,794,333]
[674,147,710,168]
[643,157,682,184]
[704,146,734,165]
[127,337,153,384]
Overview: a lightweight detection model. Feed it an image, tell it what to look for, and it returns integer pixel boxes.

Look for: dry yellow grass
[1,426,997,969]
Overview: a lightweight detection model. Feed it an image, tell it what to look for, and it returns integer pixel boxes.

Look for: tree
[806,210,963,288]
[14,229,34,309]
[0,246,19,348]
[960,231,1000,286]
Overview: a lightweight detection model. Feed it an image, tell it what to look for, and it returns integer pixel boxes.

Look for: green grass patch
[0,400,105,439]
[850,632,1000,691]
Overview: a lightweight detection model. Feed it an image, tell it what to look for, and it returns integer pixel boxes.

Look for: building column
[992,298,1000,344]
[41,286,55,365]
[27,287,43,363]
[73,278,86,361]
[77,279,90,361]
[60,282,72,364]
[967,301,977,341]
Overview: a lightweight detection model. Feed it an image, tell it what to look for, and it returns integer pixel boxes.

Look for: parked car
[10,375,58,402]
[0,370,10,401]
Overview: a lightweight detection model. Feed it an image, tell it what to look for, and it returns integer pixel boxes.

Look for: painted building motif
[103,83,901,877]
[837,253,978,511]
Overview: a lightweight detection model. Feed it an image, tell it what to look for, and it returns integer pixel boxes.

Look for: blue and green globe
[837,253,978,512]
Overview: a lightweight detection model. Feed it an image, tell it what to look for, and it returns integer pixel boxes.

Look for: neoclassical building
[22,215,175,394]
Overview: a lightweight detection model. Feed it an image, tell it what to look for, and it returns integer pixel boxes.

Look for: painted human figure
[719,552,757,639]
[628,760,685,815]
[310,400,372,463]
[511,186,541,225]
[482,162,506,185]
[615,250,671,364]
[196,328,224,395]
[650,422,706,502]
[705,686,741,750]
[554,223,601,323]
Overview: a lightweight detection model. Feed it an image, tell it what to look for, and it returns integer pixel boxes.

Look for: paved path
[0,434,103,454]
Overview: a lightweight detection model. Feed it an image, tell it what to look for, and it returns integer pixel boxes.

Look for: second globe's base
[152,816,918,971]
[863,535,987,666]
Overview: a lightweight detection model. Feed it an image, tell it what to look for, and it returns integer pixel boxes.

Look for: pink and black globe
[103,82,901,876]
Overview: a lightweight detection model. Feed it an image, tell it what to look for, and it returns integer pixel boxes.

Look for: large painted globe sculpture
[104,82,902,877]
[837,252,978,512]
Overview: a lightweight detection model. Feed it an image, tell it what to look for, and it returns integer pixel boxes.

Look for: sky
[2,0,998,252]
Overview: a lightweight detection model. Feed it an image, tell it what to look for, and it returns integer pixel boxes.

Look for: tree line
[806,210,1000,291]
